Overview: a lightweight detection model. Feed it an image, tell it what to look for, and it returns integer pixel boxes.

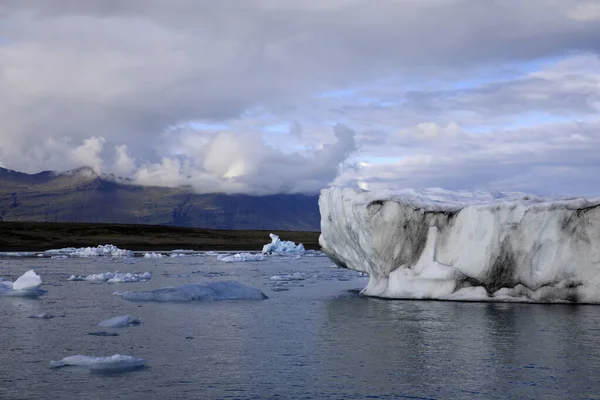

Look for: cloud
[0,1,599,195]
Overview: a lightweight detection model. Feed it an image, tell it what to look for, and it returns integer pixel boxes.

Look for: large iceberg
[49,354,146,371]
[0,270,44,297]
[119,281,268,302]
[319,187,600,303]
[262,233,306,255]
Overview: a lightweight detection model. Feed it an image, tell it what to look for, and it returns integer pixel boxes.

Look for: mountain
[0,167,320,231]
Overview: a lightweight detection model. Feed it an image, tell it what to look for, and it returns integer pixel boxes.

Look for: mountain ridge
[0,167,321,231]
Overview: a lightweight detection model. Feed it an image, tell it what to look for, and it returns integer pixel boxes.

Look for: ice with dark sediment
[319,186,600,303]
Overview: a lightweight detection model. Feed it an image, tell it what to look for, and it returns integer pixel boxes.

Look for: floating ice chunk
[144,252,164,258]
[204,251,220,256]
[217,253,265,263]
[49,354,146,371]
[88,331,120,337]
[67,272,151,283]
[13,270,42,291]
[98,314,140,328]
[319,186,600,303]
[0,252,37,258]
[119,281,268,302]
[269,273,306,281]
[29,313,64,319]
[262,234,306,255]
[0,270,44,297]
[45,245,134,258]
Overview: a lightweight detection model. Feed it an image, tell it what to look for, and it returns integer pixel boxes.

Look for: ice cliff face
[319,187,600,303]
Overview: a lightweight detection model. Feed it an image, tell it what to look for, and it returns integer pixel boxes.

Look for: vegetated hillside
[0,167,320,231]
[0,221,321,252]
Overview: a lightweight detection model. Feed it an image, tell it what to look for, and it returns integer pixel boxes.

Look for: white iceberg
[44,244,134,258]
[49,354,146,371]
[119,281,268,302]
[319,187,600,303]
[0,270,43,297]
[98,314,140,328]
[67,272,151,283]
[217,252,265,263]
[269,273,306,281]
[143,252,164,258]
[262,233,306,255]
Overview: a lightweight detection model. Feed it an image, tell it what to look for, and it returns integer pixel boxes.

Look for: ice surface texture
[0,270,43,297]
[119,281,268,302]
[319,187,600,303]
[49,354,146,371]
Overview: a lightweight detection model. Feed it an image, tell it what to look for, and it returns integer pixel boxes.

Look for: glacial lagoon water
[0,253,599,399]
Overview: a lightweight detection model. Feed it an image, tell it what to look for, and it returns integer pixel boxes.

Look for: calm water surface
[0,253,599,399]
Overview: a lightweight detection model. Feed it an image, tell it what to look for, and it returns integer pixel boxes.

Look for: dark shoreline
[0,222,321,252]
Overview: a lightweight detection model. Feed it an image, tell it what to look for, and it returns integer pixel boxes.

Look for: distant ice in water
[43,244,134,258]
[0,270,44,297]
[29,313,64,319]
[144,252,164,258]
[49,354,146,372]
[68,272,151,283]
[269,273,306,281]
[118,281,268,302]
[217,252,265,263]
[98,314,140,328]
[262,233,306,255]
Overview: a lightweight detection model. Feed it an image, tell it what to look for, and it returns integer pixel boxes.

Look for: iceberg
[269,273,306,281]
[217,252,265,263]
[319,187,600,303]
[44,245,134,258]
[49,354,146,371]
[143,252,164,258]
[262,233,306,255]
[0,270,44,297]
[98,314,140,328]
[119,281,268,302]
[67,272,151,283]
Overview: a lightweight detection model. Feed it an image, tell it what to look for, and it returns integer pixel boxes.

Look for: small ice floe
[0,270,44,297]
[262,233,306,256]
[0,251,37,258]
[67,272,151,283]
[204,251,220,256]
[28,313,64,319]
[44,245,134,258]
[119,281,268,302]
[98,314,140,328]
[88,331,120,337]
[49,354,146,372]
[217,253,265,263]
[143,252,164,259]
[269,273,306,282]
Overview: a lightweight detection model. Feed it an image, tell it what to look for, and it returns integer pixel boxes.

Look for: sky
[0,0,600,195]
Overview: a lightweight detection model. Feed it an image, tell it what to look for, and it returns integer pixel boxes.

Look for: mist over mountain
[0,167,320,231]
